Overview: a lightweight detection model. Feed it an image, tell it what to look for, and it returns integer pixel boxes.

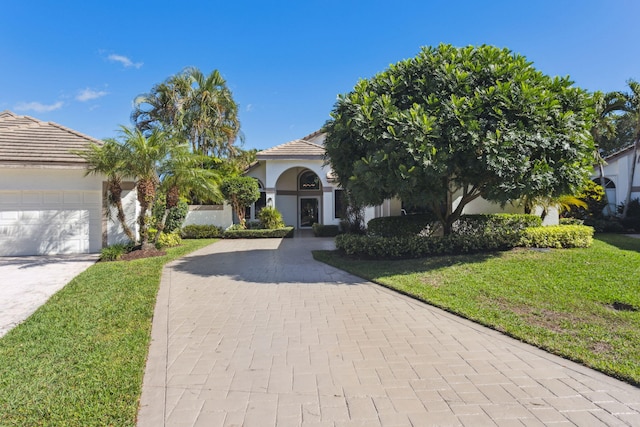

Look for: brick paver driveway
[137,237,640,427]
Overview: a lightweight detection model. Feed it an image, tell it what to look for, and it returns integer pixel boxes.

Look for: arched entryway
[593,177,617,216]
[273,167,323,228]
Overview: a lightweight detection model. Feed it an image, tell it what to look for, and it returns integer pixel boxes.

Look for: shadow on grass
[595,233,640,253]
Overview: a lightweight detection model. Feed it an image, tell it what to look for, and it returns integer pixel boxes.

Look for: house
[244,131,545,229]
[0,111,135,256]
[592,145,640,215]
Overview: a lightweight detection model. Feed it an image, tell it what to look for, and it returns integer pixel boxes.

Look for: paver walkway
[137,237,640,427]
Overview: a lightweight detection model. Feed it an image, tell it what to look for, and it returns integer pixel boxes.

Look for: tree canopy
[324,44,595,233]
[132,67,242,158]
[220,176,260,227]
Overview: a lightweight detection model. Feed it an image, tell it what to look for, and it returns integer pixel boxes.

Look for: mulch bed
[119,248,166,261]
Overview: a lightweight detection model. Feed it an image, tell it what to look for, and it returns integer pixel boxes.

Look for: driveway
[137,237,640,427]
[0,254,99,337]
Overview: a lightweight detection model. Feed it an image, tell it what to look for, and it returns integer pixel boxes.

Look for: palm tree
[154,147,223,242]
[119,126,178,249]
[72,140,137,243]
[591,90,627,216]
[622,80,640,219]
[131,67,242,158]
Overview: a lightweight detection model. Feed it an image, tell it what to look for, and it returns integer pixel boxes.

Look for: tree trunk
[622,139,639,218]
[108,180,137,243]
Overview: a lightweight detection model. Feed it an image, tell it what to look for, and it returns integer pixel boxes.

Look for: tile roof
[257,135,326,160]
[0,110,102,167]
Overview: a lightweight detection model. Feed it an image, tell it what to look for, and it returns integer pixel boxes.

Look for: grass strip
[0,239,217,427]
[313,234,640,385]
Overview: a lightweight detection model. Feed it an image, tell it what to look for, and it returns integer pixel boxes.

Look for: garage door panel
[0,190,101,256]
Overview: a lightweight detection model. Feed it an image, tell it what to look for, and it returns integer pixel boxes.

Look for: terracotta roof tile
[0,110,102,167]
[257,135,326,160]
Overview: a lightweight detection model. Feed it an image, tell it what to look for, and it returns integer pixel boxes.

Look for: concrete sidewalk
[137,237,640,426]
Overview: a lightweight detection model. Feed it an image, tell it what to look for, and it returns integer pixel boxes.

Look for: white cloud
[76,88,108,102]
[14,101,64,113]
[108,54,143,69]
[245,104,254,112]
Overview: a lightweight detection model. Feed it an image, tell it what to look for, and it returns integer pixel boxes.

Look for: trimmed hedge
[335,232,521,259]
[312,224,341,237]
[367,214,436,237]
[222,227,294,239]
[336,214,545,259]
[453,214,542,235]
[180,224,223,239]
[519,225,594,248]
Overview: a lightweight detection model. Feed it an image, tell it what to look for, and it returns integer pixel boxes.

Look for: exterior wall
[183,204,233,229]
[106,184,139,246]
[593,149,640,213]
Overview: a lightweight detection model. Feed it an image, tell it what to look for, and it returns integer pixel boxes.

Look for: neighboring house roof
[256,137,325,160]
[603,144,636,164]
[0,110,102,168]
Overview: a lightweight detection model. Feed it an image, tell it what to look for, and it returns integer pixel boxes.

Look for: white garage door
[0,190,102,256]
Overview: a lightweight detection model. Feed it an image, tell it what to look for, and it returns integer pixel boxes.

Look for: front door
[300,197,319,228]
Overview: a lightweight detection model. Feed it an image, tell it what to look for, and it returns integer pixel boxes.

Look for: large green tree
[324,44,595,233]
[132,67,242,158]
[155,147,222,239]
[220,176,260,227]
[118,126,181,249]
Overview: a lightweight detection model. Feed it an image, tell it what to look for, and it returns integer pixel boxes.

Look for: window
[335,189,344,218]
[299,171,320,190]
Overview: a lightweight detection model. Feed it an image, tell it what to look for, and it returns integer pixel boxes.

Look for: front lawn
[313,234,640,385]
[0,239,217,427]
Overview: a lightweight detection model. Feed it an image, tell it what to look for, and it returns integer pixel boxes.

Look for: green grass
[0,239,217,427]
[313,234,640,385]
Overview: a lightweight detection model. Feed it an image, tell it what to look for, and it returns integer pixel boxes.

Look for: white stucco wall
[183,204,233,229]
[594,148,640,213]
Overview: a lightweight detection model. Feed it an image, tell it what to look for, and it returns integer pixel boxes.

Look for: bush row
[367,213,437,237]
[180,224,223,239]
[519,225,594,249]
[181,224,294,239]
[312,224,341,237]
[335,232,522,259]
[222,227,294,239]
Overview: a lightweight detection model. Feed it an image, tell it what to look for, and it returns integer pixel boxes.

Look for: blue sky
[1,1,639,151]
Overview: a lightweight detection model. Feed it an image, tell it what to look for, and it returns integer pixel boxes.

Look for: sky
[1,1,639,151]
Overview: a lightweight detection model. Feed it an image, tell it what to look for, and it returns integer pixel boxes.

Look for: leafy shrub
[312,224,341,237]
[100,244,129,261]
[617,198,640,218]
[336,232,521,259]
[223,227,294,239]
[583,217,625,233]
[519,225,594,248]
[620,217,640,232]
[152,195,189,233]
[180,224,223,239]
[367,213,437,237]
[258,206,285,229]
[246,220,263,230]
[155,232,183,249]
[560,218,584,225]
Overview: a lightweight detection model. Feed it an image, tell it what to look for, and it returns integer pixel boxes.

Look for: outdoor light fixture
[267,197,273,207]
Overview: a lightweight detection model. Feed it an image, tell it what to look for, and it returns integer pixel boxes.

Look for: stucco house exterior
[592,145,640,215]
[0,111,136,256]
[244,131,547,230]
